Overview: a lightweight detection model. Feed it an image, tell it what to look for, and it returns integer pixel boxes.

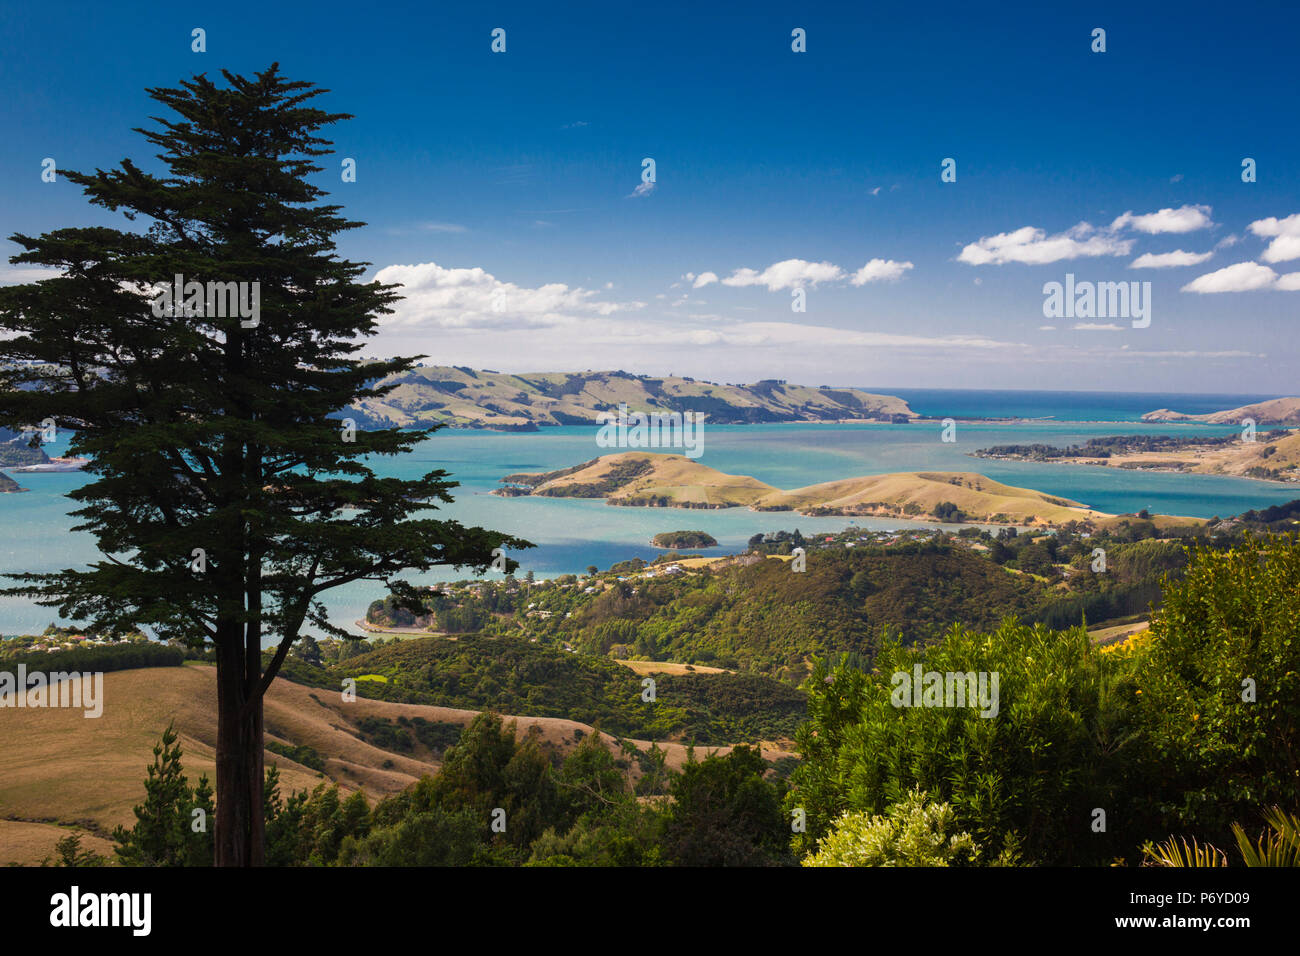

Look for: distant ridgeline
[0,427,48,463]
[971,428,1300,482]
[340,365,917,430]
[972,432,1288,460]
[0,426,49,482]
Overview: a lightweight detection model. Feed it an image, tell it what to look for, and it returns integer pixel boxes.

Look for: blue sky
[2,0,1298,393]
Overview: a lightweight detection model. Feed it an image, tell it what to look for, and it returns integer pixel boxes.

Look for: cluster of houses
[8,632,121,654]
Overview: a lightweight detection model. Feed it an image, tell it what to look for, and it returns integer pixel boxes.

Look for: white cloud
[1111,204,1213,234]
[629,181,656,198]
[670,321,1012,351]
[710,257,912,292]
[1276,272,1300,291]
[1038,325,1056,330]
[850,259,913,285]
[1181,261,1278,293]
[958,223,1133,265]
[721,259,844,291]
[0,265,65,285]
[1073,323,1124,331]
[869,186,882,196]
[370,261,643,330]
[1248,213,1300,263]
[1129,250,1213,269]
[418,222,467,233]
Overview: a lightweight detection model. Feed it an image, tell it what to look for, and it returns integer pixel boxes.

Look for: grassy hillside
[500,454,1194,527]
[1142,396,1300,426]
[342,365,917,430]
[756,471,1108,525]
[498,452,777,508]
[0,660,778,864]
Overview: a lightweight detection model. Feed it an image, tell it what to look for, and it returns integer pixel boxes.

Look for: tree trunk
[214,621,264,866]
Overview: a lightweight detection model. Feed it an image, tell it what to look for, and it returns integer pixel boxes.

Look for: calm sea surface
[2,389,1294,639]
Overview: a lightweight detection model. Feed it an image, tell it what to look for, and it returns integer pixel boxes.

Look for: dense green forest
[367,523,1202,682]
[275,635,805,745]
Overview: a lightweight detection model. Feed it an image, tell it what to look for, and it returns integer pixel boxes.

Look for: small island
[494,452,1206,529]
[0,472,25,493]
[972,429,1300,483]
[651,530,718,550]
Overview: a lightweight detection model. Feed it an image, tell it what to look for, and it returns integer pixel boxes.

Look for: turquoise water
[2,391,1296,639]
[880,388,1278,423]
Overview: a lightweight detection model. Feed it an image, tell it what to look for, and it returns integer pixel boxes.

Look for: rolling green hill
[535,543,1048,679]
[275,634,806,745]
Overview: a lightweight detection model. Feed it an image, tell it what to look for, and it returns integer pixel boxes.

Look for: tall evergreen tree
[0,65,529,865]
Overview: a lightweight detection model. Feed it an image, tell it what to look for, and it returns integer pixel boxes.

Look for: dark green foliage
[662,746,792,866]
[652,531,718,549]
[933,501,965,522]
[279,634,802,744]
[354,715,414,752]
[266,740,327,773]
[1237,498,1300,528]
[1134,535,1300,845]
[409,713,564,859]
[263,773,371,867]
[112,723,215,866]
[41,832,107,867]
[408,716,462,755]
[337,805,484,866]
[293,635,322,665]
[1033,580,1163,629]
[367,594,424,628]
[0,641,184,672]
[566,544,1044,677]
[653,672,805,743]
[787,624,1150,866]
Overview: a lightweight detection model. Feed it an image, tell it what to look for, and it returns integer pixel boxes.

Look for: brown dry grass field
[614,659,730,676]
[0,662,791,865]
[1088,619,1151,647]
